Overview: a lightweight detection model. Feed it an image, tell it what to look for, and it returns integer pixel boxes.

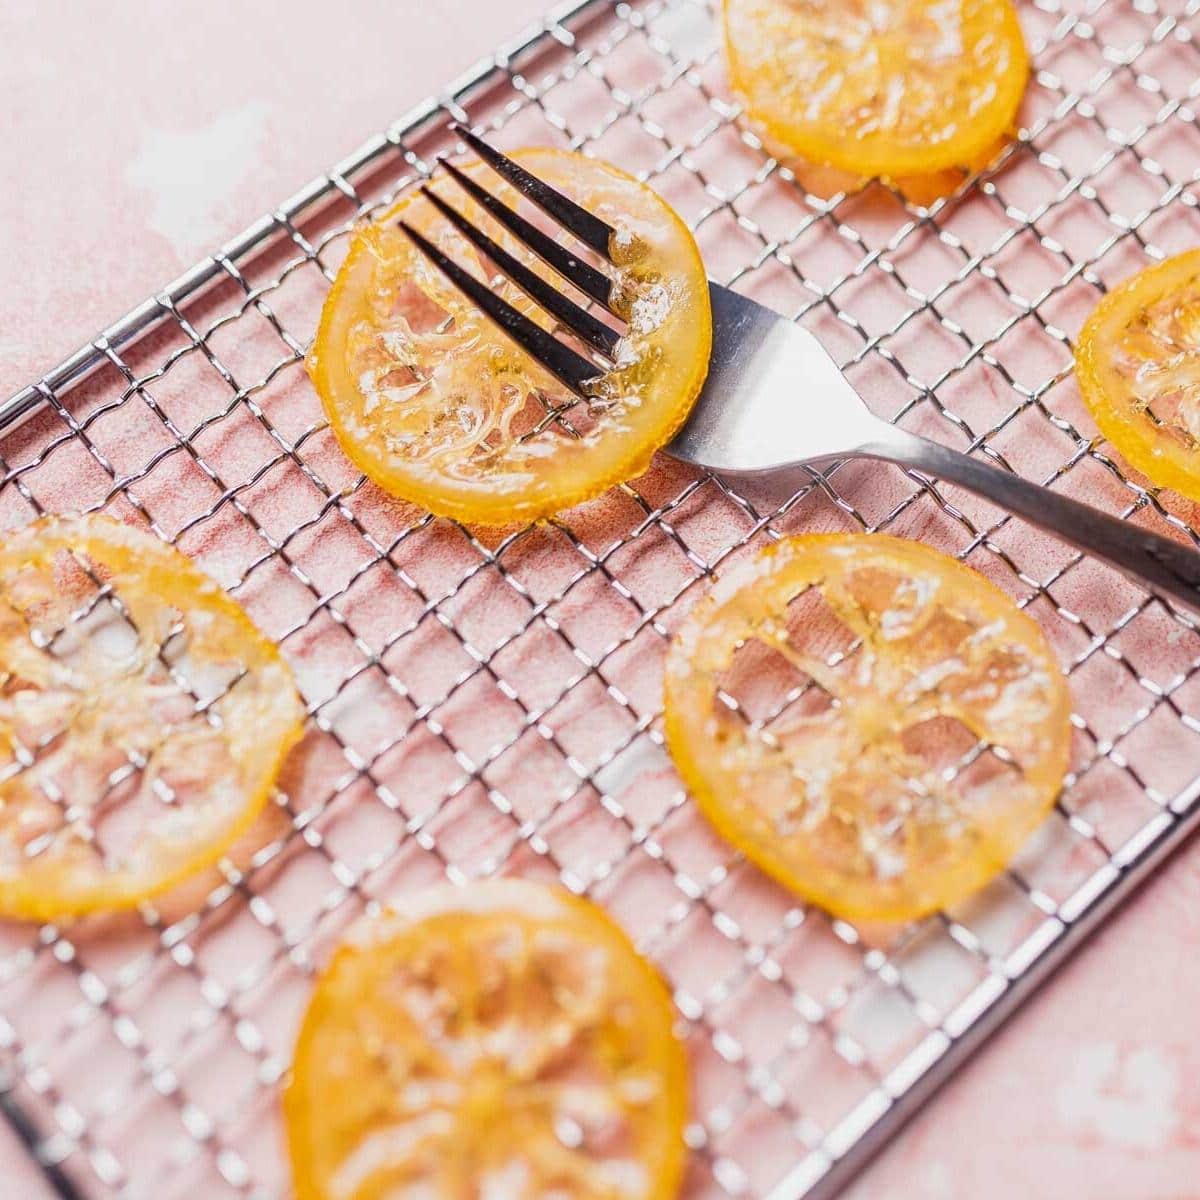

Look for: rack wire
[4,0,1200,1196]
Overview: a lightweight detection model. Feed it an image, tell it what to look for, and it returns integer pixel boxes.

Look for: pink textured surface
[4,2,1200,1199]
[2,0,548,402]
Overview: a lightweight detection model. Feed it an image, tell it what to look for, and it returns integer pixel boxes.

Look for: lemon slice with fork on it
[308,148,712,526]
[284,879,689,1200]
[664,534,1071,923]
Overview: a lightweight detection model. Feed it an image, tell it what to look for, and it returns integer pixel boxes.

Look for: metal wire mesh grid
[4,0,1200,1196]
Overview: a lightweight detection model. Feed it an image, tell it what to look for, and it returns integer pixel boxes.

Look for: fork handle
[863,426,1200,618]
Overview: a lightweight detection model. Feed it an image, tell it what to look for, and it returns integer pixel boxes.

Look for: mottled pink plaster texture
[4,2,1200,1199]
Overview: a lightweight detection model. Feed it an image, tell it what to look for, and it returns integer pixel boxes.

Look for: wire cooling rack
[5,0,1200,1196]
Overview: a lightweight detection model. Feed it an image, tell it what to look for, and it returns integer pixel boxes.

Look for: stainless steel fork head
[667,283,891,474]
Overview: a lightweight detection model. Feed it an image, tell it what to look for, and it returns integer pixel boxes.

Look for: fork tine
[397,220,601,398]
[452,124,616,262]
[438,158,616,313]
[421,188,621,359]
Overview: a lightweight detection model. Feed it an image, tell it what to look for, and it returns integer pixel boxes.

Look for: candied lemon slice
[723,0,1029,178]
[664,534,1071,922]
[308,148,712,526]
[1075,248,1200,503]
[284,880,688,1200]
[0,515,305,920]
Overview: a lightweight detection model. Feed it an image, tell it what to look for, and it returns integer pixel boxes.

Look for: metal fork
[402,126,1200,618]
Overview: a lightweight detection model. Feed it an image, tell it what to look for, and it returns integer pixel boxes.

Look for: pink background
[4,2,1200,1197]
